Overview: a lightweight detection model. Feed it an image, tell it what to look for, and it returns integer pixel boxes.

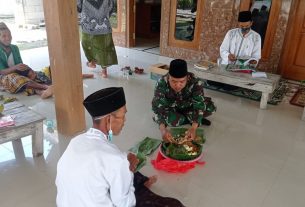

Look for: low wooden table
[192,65,281,109]
[0,102,45,157]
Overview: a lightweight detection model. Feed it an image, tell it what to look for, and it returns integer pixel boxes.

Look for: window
[111,0,123,33]
[110,0,118,29]
[168,0,204,50]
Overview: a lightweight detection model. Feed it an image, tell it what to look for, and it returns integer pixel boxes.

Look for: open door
[127,0,136,47]
[280,0,305,81]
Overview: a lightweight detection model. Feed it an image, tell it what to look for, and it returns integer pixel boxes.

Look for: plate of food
[160,141,203,162]
[159,127,205,162]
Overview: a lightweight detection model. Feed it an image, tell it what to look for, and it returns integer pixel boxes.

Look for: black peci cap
[83,87,126,118]
[238,11,252,22]
[169,59,188,78]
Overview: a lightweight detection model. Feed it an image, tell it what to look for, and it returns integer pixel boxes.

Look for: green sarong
[81,32,118,67]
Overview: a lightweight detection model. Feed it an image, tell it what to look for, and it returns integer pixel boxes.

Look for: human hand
[249,60,257,65]
[185,127,196,141]
[14,64,29,71]
[228,54,237,61]
[127,153,139,173]
[160,126,175,143]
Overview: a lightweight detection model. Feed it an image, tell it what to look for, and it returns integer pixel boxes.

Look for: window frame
[168,0,204,50]
[112,0,121,33]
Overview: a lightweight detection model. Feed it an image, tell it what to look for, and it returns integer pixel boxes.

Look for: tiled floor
[0,46,305,207]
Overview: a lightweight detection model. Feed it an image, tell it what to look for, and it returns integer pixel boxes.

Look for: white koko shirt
[56,128,136,207]
[220,28,261,65]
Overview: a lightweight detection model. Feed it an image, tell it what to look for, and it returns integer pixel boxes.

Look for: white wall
[15,0,45,25]
[0,0,15,16]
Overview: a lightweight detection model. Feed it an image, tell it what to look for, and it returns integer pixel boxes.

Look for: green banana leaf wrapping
[129,137,161,155]
[129,137,162,171]
[135,152,147,172]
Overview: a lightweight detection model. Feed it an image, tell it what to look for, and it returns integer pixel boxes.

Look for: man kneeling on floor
[152,59,216,143]
[56,87,184,207]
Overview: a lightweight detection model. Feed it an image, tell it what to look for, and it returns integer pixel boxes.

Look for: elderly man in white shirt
[220,11,261,65]
[56,87,184,207]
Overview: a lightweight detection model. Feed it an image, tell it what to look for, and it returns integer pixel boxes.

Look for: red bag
[151,152,205,173]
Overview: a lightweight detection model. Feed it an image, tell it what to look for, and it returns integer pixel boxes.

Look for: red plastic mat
[151,151,205,173]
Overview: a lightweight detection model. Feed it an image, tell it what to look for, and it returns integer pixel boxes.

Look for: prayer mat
[203,79,289,105]
[290,89,305,107]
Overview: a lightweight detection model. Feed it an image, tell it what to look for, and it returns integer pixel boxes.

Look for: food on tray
[182,141,200,156]
[162,140,202,161]
[173,134,202,145]
[160,127,205,161]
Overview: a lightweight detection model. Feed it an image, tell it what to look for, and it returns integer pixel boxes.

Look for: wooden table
[192,65,281,109]
[0,102,45,157]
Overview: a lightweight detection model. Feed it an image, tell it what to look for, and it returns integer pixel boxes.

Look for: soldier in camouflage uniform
[152,59,216,142]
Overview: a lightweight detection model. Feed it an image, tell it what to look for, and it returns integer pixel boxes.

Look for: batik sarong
[0,73,33,95]
[81,32,118,67]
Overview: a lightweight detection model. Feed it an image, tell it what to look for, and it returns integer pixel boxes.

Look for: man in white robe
[56,87,184,207]
[220,11,261,65]
[56,87,136,207]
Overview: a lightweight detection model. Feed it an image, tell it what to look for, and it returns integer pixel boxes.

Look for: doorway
[280,0,305,81]
[127,0,161,55]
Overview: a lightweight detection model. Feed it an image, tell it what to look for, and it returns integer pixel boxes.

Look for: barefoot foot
[40,85,54,99]
[144,175,158,188]
[86,61,96,68]
[101,68,108,78]
[82,74,94,79]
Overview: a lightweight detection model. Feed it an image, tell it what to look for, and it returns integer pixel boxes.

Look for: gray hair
[0,22,10,34]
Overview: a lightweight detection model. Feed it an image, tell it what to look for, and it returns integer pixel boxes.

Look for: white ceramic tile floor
[0,46,305,207]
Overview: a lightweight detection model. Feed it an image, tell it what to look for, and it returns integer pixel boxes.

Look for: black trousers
[134,172,185,207]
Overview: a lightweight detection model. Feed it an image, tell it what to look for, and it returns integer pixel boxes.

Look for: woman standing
[0,22,53,98]
[77,0,118,78]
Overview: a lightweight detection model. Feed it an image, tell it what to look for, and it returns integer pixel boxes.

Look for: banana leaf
[135,152,147,172]
[129,137,161,155]
[129,137,161,171]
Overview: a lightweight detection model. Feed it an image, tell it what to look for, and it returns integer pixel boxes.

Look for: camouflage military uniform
[152,72,216,127]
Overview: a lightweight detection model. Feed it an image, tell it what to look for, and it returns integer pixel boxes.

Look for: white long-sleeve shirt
[56,128,136,207]
[220,28,261,65]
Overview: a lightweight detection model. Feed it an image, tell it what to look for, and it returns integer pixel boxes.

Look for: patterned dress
[77,0,118,67]
[0,44,33,95]
[152,73,216,127]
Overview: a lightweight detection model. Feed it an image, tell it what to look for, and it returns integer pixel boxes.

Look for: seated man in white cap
[152,59,216,143]
[56,87,184,207]
[220,11,261,65]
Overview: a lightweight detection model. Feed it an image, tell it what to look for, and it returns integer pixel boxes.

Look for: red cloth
[151,152,205,173]
[231,70,252,74]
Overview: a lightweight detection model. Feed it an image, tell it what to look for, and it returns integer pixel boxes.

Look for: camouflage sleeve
[191,79,206,124]
[152,78,170,125]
